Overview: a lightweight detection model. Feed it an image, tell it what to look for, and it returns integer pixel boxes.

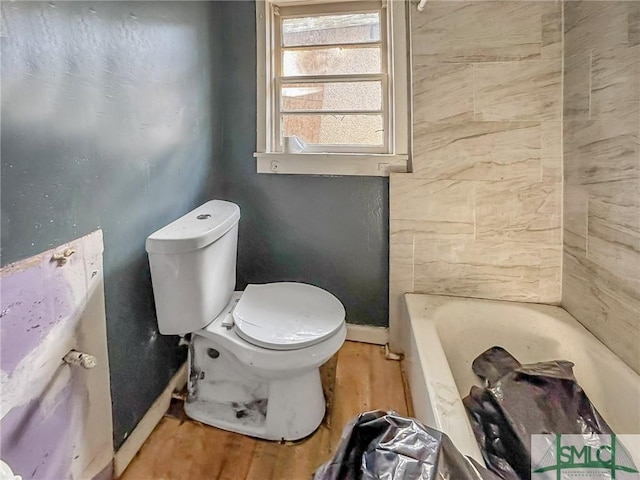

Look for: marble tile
[565,245,640,312]
[585,178,640,208]
[541,1,562,59]
[563,184,588,254]
[587,197,640,283]
[541,121,562,181]
[587,235,640,286]
[591,46,640,122]
[563,119,639,185]
[411,2,542,63]
[389,233,414,337]
[630,3,640,47]
[413,239,545,301]
[476,180,561,244]
[413,122,542,181]
[564,2,630,55]
[474,60,562,122]
[538,246,562,304]
[389,233,414,291]
[541,121,562,160]
[563,250,640,374]
[589,196,640,244]
[390,177,475,239]
[413,63,474,123]
[563,52,591,120]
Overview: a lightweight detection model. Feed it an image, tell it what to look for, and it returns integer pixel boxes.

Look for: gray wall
[1,1,223,449]
[218,1,390,327]
[1,0,389,453]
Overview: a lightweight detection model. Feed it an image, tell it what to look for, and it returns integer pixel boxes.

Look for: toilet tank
[146,200,241,335]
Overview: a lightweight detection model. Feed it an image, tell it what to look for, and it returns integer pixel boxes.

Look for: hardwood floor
[120,341,410,480]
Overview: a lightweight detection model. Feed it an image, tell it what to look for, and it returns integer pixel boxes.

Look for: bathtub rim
[401,292,640,464]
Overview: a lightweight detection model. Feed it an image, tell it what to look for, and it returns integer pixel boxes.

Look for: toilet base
[185,333,326,441]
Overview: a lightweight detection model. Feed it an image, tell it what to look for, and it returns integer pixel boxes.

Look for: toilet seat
[232,283,345,351]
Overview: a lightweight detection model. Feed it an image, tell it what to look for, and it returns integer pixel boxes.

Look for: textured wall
[1,1,223,448]
[390,1,563,349]
[218,1,390,327]
[562,2,640,373]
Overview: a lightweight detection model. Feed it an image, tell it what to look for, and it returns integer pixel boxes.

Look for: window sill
[254,152,408,177]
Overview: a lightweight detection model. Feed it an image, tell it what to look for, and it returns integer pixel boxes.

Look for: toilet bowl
[146,200,347,441]
[187,287,346,440]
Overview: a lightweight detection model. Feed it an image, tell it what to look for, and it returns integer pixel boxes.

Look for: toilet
[145,200,347,441]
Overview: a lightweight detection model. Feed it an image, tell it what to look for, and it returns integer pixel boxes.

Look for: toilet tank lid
[146,200,240,254]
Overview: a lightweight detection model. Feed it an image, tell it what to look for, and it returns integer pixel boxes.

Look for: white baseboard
[114,362,188,478]
[346,323,389,346]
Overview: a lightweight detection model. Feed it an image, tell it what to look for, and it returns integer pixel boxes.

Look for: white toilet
[145,200,347,441]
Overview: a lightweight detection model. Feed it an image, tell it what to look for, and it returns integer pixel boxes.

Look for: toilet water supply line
[417,0,427,13]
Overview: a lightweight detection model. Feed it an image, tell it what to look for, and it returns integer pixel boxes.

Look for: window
[255,0,409,176]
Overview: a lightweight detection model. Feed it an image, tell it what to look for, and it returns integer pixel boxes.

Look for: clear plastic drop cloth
[313,410,501,480]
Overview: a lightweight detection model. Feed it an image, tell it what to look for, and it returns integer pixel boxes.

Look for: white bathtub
[401,293,640,463]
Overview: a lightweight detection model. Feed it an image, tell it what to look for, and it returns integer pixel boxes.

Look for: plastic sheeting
[463,346,613,480]
[314,410,501,480]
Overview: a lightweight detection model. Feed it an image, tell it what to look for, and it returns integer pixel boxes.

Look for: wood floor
[120,341,411,480]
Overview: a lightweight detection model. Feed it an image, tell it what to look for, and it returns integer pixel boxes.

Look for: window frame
[255,0,409,177]
[275,2,388,155]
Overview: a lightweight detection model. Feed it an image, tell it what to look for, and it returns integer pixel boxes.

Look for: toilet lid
[233,283,345,351]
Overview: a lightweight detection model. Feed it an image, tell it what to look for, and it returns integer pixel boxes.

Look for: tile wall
[390,1,564,349]
[563,2,640,373]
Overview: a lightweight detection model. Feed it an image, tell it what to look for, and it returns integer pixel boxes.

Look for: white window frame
[255,0,409,177]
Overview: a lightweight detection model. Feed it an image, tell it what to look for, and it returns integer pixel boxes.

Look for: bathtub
[401,293,640,464]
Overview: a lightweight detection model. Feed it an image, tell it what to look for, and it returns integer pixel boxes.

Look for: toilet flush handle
[221,297,241,329]
[221,312,234,329]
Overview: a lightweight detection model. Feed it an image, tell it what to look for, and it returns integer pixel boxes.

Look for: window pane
[282,82,382,112]
[282,13,380,47]
[282,114,383,146]
[282,47,381,76]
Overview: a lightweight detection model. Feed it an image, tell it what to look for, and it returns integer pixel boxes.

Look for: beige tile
[413,63,474,123]
[564,2,630,55]
[587,235,640,286]
[475,180,561,244]
[563,184,588,254]
[411,1,542,63]
[563,52,591,120]
[390,177,475,239]
[587,197,640,283]
[588,196,640,245]
[563,250,640,374]
[630,3,640,47]
[541,156,562,183]
[389,234,414,337]
[585,178,640,207]
[389,234,414,291]
[541,121,562,181]
[541,121,562,160]
[413,239,545,302]
[474,60,562,122]
[541,1,562,59]
[413,122,541,181]
[591,46,640,122]
[563,119,639,185]
[538,246,562,304]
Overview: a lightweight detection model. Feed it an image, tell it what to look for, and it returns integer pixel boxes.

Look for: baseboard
[346,323,389,346]
[114,362,188,478]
